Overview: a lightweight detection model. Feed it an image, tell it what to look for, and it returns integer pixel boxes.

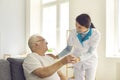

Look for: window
[119,0,120,52]
[106,0,120,57]
[42,5,57,49]
[42,0,56,4]
[41,0,69,54]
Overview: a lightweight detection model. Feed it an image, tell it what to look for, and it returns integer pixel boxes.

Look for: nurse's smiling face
[76,22,88,33]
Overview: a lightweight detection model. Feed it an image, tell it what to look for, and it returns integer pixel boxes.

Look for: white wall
[69,0,120,80]
[0,0,26,58]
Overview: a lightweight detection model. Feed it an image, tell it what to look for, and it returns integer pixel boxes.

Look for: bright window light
[106,0,120,57]
[42,0,56,4]
[59,2,69,51]
[42,6,56,49]
[41,0,69,54]
[119,0,120,51]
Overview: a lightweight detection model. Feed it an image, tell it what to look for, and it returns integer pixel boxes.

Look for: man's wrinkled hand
[60,55,78,65]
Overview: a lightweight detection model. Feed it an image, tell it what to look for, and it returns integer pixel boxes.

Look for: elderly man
[22,34,77,80]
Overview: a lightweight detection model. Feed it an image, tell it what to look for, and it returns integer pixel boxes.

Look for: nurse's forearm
[57,46,72,58]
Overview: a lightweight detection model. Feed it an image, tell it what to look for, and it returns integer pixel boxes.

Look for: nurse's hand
[76,57,81,62]
[70,56,80,64]
[47,54,58,59]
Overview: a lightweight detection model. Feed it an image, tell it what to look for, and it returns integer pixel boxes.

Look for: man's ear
[35,43,38,46]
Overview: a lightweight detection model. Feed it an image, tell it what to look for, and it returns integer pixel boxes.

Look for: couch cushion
[7,58,26,80]
[0,59,11,80]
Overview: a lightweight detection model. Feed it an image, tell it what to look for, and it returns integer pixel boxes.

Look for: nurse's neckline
[77,28,90,34]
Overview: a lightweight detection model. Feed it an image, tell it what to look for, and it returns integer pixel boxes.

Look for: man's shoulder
[23,53,39,62]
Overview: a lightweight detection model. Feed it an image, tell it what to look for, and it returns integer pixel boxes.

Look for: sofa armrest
[0,59,11,80]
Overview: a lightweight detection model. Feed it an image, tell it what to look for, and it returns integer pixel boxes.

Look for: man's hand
[47,54,80,63]
[60,55,78,65]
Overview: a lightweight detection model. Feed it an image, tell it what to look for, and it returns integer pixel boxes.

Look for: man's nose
[46,41,48,44]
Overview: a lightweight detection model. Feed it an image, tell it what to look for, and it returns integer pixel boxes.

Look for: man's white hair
[28,34,41,50]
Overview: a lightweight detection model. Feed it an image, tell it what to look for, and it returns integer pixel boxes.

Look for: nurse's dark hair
[76,13,95,28]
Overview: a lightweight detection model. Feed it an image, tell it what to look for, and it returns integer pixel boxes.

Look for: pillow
[0,59,11,80]
[7,58,26,80]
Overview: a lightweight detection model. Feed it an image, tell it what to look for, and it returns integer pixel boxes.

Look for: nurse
[55,13,101,80]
